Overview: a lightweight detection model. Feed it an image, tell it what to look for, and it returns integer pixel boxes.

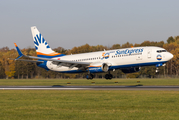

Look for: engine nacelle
[88,63,109,73]
[121,67,141,74]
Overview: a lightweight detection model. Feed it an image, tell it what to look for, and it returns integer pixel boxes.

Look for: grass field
[1,78,179,120]
[0,90,179,120]
[0,78,179,86]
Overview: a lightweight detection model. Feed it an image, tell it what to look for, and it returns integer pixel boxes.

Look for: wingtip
[14,43,17,47]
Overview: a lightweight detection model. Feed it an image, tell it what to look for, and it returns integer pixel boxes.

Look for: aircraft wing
[24,55,90,68]
[14,43,90,70]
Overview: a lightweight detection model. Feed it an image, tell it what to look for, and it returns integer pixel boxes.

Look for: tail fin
[31,26,63,58]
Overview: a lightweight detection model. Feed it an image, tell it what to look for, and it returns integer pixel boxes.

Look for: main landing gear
[86,71,113,80]
[86,74,94,80]
[105,72,113,80]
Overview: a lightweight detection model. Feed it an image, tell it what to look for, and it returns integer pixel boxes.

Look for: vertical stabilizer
[31,26,62,57]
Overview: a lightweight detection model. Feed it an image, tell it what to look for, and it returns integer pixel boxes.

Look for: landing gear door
[147,49,152,58]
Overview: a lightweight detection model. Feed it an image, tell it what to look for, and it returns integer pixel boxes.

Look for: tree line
[0,36,179,79]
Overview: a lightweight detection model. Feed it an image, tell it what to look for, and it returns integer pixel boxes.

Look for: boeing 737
[14,26,173,79]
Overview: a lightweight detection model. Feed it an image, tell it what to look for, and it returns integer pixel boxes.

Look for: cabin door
[147,49,152,58]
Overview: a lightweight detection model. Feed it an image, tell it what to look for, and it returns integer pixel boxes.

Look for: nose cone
[168,53,173,60]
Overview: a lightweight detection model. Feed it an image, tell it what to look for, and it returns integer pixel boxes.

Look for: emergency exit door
[147,49,152,58]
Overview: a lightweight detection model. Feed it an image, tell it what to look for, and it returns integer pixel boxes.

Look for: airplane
[13,26,173,79]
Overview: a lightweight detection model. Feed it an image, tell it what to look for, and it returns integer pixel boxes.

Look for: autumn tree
[163,43,179,75]
[0,61,5,78]
[111,44,121,49]
[121,42,133,48]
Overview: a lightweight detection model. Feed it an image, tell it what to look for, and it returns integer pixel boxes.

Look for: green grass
[0,78,179,86]
[0,90,179,120]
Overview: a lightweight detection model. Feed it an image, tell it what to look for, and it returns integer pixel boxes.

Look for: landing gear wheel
[105,74,113,80]
[156,67,159,73]
[86,74,94,80]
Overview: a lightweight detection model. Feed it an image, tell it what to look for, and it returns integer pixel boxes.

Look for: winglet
[14,43,18,47]
[14,43,24,60]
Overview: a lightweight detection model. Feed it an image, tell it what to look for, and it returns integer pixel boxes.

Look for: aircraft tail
[31,26,64,58]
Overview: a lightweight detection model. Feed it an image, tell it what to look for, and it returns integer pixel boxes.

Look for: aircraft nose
[169,53,173,60]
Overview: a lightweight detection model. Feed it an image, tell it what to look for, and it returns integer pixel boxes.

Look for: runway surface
[1,85,179,90]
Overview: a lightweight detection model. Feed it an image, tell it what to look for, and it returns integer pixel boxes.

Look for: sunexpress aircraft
[14,26,173,79]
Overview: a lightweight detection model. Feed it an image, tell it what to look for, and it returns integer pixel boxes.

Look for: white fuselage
[46,46,173,73]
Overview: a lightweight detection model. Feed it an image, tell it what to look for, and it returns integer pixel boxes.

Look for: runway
[1,85,179,90]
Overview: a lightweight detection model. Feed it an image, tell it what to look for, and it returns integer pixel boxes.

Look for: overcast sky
[1,0,179,50]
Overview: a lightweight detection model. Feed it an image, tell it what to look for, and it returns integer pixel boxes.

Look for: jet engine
[88,63,109,73]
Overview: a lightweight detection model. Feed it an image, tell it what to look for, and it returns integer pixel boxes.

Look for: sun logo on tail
[34,33,50,50]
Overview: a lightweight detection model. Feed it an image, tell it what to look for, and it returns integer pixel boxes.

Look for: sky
[1,0,179,50]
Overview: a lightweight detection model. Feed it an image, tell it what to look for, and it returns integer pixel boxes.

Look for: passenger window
[157,50,167,53]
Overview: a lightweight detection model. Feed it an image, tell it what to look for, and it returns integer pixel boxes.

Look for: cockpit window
[157,50,167,53]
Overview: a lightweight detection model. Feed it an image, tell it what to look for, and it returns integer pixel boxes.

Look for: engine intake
[101,63,109,72]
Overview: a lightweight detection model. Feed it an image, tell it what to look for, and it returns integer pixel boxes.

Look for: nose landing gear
[156,67,159,73]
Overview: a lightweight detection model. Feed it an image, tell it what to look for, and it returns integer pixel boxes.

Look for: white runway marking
[0,88,91,90]
[1,86,179,90]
